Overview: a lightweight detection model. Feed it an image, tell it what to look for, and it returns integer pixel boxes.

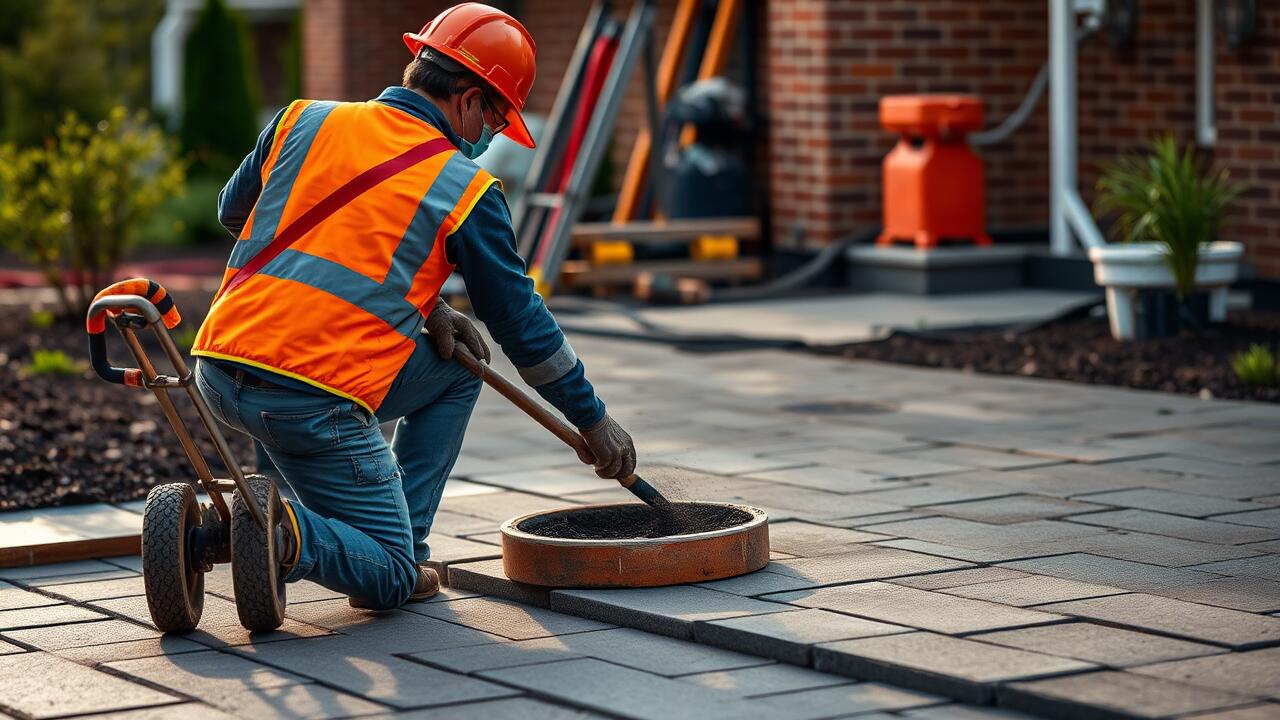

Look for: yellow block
[528,266,551,298]
[691,234,738,261]
[590,240,635,265]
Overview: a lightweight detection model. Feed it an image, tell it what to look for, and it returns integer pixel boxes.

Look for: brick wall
[302,0,1280,278]
[765,0,1280,278]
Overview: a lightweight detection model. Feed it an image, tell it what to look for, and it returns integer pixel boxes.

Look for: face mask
[457,93,494,159]
[459,123,493,160]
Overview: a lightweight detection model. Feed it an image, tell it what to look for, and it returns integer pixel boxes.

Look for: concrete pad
[383,697,608,719]
[3,618,161,651]
[889,568,1031,590]
[740,465,915,494]
[694,567,829,597]
[90,594,330,648]
[941,575,1127,607]
[768,543,973,587]
[756,681,945,716]
[512,627,772,677]
[404,640,583,674]
[864,516,1107,550]
[1069,532,1263,567]
[814,632,1096,704]
[1069,509,1280,545]
[970,623,1227,668]
[1192,556,1280,582]
[406,596,612,640]
[232,636,520,709]
[550,586,793,639]
[0,652,180,718]
[39,575,145,602]
[871,538,1060,564]
[0,603,107,630]
[54,635,208,664]
[766,582,1068,636]
[1079,489,1269,518]
[280,600,502,654]
[765,521,893,558]
[999,671,1258,719]
[106,650,307,694]
[1215,508,1280,530]
[196,683,387,720]
[1000,553,1225,592]
[1038,593,1280,650]
[677,663,851,696]
[1159,576,1280,613]
[1129,647,1280,700]
[922,495,1108,525]
[0,580,61,611]
[694,608,912,665]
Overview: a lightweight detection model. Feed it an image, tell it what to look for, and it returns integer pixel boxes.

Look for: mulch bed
[517,503,752,539]
[1,290,255,511]
[825,307,1280,403]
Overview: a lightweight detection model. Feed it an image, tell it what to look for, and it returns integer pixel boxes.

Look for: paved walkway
[2,332,1279,719]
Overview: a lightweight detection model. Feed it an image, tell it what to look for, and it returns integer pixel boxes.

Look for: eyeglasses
[480,90,510,134]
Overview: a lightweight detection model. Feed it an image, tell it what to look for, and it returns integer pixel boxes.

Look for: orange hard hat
[404,3,537,148]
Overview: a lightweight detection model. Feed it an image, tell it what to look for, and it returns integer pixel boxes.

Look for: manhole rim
[501,501,768,548]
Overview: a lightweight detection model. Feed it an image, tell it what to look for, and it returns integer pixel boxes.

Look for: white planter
[1088,241,1243,340]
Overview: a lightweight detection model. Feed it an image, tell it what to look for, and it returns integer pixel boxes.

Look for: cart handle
[86,278,182,387]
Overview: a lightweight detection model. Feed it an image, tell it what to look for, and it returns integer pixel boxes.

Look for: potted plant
[1090,134,1244,340]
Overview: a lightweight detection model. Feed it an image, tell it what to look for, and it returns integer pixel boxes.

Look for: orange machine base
[877,231,993,249]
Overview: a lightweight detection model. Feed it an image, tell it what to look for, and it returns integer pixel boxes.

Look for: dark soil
[518,503,753,540]
[826,308,1280,403]
[1,291,255,511]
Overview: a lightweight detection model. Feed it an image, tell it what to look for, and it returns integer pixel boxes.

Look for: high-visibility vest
[192,99,498,413]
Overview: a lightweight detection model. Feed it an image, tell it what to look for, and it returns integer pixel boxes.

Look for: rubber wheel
[231,474,287,631]
[142,483,204,633]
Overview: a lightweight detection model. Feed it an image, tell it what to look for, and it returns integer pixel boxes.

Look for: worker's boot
[348,565,440,610]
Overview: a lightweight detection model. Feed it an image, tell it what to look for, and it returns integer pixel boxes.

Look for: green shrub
[28,309,55,329]
[1096,135,1244,300]
[24,349,83,376]
[181,0,260,175]
[139,174,228,247]
[1232,345,1279,387]
[0,108,186,316]
[173,325,199,352]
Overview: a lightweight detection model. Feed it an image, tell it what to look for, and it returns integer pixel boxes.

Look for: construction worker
[191,3,637,611]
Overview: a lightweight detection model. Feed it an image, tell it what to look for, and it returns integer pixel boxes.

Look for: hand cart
[86,278,287,633]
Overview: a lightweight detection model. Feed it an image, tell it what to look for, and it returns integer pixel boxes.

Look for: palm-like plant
[1095,135,1243,300]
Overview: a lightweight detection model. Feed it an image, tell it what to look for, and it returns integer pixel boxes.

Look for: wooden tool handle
[451,344,596,462]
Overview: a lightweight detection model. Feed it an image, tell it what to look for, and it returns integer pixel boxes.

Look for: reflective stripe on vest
[193,99,499,412]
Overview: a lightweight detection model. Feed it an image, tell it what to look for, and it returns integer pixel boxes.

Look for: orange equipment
[878,95,991,249]
[403,2,538,148]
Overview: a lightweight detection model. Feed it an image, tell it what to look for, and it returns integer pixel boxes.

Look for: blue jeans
[194,334,481,610]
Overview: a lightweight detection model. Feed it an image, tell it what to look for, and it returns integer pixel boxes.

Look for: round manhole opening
[781,400,899,415]
[515,502,753,540]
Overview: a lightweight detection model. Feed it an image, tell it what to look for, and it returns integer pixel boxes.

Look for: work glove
[424,299,491,363]
[579,413,637,481]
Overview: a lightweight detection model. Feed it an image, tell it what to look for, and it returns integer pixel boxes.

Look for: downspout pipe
[1196,0,1217,147]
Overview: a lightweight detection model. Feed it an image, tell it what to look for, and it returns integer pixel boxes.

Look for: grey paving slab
[853,483,1014,508]
[195,683,388,720]
[1038,593,1280,649]
[382,696,609,719]
[516,627,772,677]
[889,445,1064,471]
[40,575,145,602]
[53,635,208,664]
[549,586,793,639]
[1000,553,1226,592]
[2,618,161,650]
[970,623,1227,668]
[406,596,612,640]
[724,484,906,521]
[1215,508,1280,530]
[768,543,973,587]
[422,533,503,569]
[694,608,912,665]
[281,600,503,654]
[813,632,1097,704]
[677,663,851,696]
[106,649,308,694]
[439,491,576,523]
[1069,509,1280,545]
[0,580,59,611]
[765,582,1068,636]
[477,657,781,720]
[922,495,1109,525]
[999,670,1258,719]
[404,639,583,674]
[90,595,330,648]
[1078,488,1269,518]
[1192,555,1280,582]
[766,520,893,557]
[942,575,1128,607]
[232,635,520,709]
[901,706,1043,720]
[447,559,551,607]
[871,538,1060,564]
[1179,706,1280,720]
[755,681,945,716]
[0,559,129,581]
[75,703,239,720]
[0,603,107,630]
[0,652,180,718]
[890,567,1031,590]
[864,516,1108,550]
[1129,647,1280,701]
[656,447,810,476]
[694,567,827,597]
[740,464,915,494]
[1069,531,1264,567]
[1158,576,1280,613]
[470,467,607,496]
